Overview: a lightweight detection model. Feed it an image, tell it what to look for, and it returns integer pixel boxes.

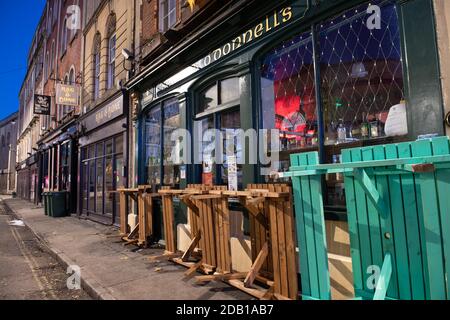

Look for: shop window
[259,0,404,206]
[198,77,240,114]
[159,0,177,33]
[195,77,242,187]
[260,32,317,175]
[319,0,404,151]
[145,107,162,186]
[81,135,124,220]
[163,99,181,186]
[144,98,181,188]
[59,142,71,191]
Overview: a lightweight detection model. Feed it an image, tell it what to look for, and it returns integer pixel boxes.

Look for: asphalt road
[0,200,91,300]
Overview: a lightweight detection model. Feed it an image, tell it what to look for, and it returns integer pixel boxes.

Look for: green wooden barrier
[286,137,450,300]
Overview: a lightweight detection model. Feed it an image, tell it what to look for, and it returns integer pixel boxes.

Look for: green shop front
[128,0,445,298]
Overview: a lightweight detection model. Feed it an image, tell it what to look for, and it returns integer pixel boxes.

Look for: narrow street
[0,200,91,300]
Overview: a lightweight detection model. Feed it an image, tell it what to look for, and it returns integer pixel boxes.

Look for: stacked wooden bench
[155,185,222,267]
[284,137,450,300]
[194,184,298,300]
[118,185,157,247]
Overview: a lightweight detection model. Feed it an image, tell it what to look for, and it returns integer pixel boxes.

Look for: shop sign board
[56,84,80,107]
[227,155,238,191]
[82,96,123,132]
[34,94,51,115]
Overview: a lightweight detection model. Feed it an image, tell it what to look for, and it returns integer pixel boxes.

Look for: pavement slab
[1,196,253,301]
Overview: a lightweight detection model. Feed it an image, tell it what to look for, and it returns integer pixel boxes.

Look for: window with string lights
[260,0,405,206]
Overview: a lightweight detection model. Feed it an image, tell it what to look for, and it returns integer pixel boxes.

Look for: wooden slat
[119,191,127,235]
[350,148,373,292]
[413,139,446,300]
[341,150,363,293]
[431,137,450,299]
[244,242,269,288]
[396,142,426,300]
[291,153,312,297]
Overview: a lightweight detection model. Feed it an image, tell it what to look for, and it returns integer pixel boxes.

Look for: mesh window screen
[320,0,404,145]
[261,32,318,152]
[260,0,404,154]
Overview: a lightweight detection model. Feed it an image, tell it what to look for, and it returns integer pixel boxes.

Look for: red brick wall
[141,0,158,45]
[57,0,83,120]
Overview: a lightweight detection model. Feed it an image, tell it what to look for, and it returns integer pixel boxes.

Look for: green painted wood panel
[431,137,450,299]
[342,150,364,292]
[373,145,399,299]
[292,152,331,300]
[412,140,446,299]
[384,143,412,300]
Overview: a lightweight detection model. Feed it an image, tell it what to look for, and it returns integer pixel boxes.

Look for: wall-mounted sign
[34,94,51,115]
[82,95,124,132]
[56,84,80,106]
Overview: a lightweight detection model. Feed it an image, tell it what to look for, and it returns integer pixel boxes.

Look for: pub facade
[124,0,446,296]
[129,0,444,210]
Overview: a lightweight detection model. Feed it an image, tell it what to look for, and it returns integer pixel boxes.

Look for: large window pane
[319,0,404,146]
[89,160,95,212]
[220,78,240,104]
[163,99,180,187]
[221,110,243,188]
[96,157,104,214]
[145,107,162,185]
[199,85,218,113]
[104,156,114,215]
[261,32,318,152]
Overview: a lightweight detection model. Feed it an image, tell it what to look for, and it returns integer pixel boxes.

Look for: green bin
[49,192,69,218]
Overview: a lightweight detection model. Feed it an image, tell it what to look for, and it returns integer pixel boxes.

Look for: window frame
[158,0,177,33]
[107,33,116,90]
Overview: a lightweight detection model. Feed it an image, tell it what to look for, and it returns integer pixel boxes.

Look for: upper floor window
[159,0,177,33]
[93,33,101,100]
[45,51,50,80]
[61,18,68,54]
[106,14,117,90]
[47,7,52,32]
[107,35,116,90]
[50,41,55,74]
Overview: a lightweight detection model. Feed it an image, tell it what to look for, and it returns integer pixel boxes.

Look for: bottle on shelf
[370,113,381,138]
[350,115,361,140]
[337,118,347,144]
[360,112,369,139]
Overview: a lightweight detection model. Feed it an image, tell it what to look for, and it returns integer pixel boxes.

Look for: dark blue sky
[0,0,46,121]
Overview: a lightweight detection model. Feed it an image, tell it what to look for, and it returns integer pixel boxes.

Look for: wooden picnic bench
[284,136,450,300]
[118,186,157,247]
[194,184,298,300]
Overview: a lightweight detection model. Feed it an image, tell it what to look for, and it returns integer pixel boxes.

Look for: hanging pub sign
[34,94,51,115]
[56,83,80,107]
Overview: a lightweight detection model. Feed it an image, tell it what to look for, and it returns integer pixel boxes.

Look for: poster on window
[202,155,213,186]
[227,155,238,191]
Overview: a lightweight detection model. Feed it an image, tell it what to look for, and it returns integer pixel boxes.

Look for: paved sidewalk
[0,196,251,300]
